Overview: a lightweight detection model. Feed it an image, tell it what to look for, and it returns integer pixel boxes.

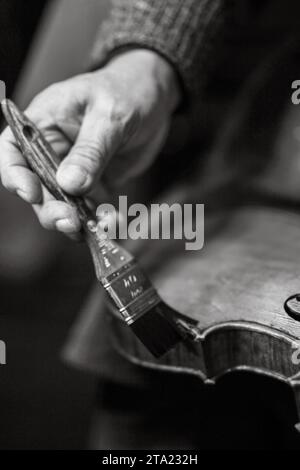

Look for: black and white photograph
[1,0,300,453]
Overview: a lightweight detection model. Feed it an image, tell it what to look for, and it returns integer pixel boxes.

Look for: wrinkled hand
[0,50,180,236]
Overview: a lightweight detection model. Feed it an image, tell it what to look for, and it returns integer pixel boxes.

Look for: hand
[0,50,180,236]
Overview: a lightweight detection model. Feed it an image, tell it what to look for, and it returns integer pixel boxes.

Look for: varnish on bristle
[94,235,185,357]
[129,302,184,357]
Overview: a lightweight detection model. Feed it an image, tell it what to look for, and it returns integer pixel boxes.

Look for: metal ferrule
[103,261,161,323]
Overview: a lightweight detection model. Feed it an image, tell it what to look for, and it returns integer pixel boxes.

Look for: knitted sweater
[89,0,226,100]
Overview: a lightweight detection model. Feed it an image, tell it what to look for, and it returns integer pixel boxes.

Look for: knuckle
[1,172,14,192]
[38,205,54,230]
[110,101,130,123]
[39,218,51,231]
[70,141,101,167]
[38,214,51,230]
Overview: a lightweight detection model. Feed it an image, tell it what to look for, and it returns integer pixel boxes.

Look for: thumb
[56,109,122,195]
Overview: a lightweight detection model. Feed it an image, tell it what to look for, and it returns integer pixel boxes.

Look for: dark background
[0,0,97,449]
[0,0,47,95]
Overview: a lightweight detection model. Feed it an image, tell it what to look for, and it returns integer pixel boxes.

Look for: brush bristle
[129,302,184,357]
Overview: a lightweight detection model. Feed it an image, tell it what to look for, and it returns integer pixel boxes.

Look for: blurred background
[0,0,111,450]
[2,0,300,450]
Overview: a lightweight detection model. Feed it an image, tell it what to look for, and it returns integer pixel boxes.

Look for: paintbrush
[1,99,192,357]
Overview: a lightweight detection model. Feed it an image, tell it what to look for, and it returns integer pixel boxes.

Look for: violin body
[108,203,300,429]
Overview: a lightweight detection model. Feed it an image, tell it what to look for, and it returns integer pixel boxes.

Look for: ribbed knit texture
[89,0,226,98]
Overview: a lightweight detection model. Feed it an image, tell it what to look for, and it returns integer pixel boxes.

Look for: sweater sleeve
[89,0,226,100]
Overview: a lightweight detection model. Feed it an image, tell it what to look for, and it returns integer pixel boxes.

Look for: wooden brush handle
[22,126,95,227]
[20,120,135,283]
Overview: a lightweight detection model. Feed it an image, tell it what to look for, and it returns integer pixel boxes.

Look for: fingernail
[55,218,78,233]
[59,165,89,189]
